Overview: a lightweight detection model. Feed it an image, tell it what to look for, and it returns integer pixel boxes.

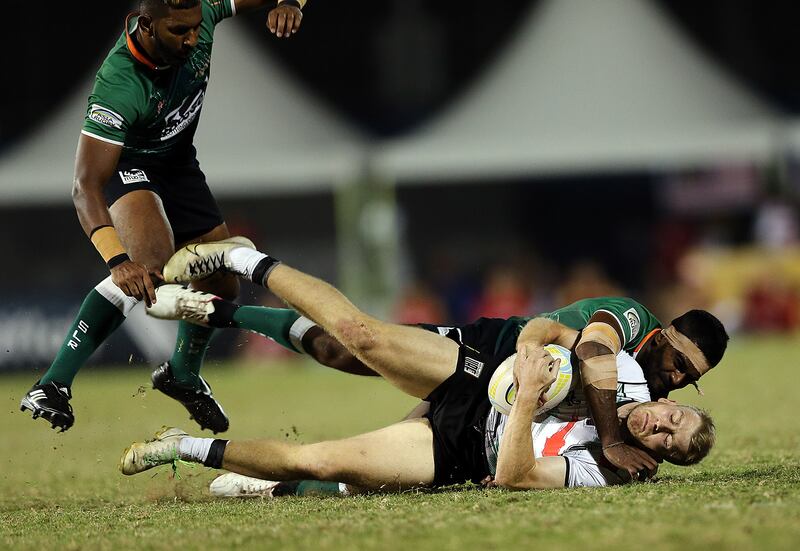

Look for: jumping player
[20,0,307,433]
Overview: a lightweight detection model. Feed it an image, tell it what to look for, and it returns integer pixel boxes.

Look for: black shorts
[418,317,509,357]
[420,319,511,487]
[104,153,224,245]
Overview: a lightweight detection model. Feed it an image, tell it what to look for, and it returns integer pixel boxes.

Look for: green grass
[1,336,799,550]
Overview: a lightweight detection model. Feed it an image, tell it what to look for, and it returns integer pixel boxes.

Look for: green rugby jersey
[494,297,662,358]
[81,0,236,160]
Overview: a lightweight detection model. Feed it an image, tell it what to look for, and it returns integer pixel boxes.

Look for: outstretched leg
[263,264,457,399]
[122,418,436,492]
[163,246,460,398]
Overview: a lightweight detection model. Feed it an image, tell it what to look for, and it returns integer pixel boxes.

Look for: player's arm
[234,0,305,37]
[576,312,658,478]
[72,134,159,306]
[495,345,565,490]
[516,317,580,351]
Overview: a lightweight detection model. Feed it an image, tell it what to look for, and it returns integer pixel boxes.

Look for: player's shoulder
[92,42,151,104]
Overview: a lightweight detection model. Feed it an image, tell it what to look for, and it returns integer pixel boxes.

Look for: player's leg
[122,418,436,491]
[20,190,172,431]
[262,264,458,398]
[148,287,380,376]
[149,160,239,433]
[164,247,458,397]
[165,223,239,388]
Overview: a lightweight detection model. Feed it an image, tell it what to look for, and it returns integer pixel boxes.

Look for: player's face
[150,6,203,65]
[646,329,702,398]
[626,400,701,463]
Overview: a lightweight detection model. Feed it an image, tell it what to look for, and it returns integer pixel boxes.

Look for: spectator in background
[753,196,799,250]
[393,282,448,325]
[742,277,800,333]
[555,261,623,307]
[469,265,533,320]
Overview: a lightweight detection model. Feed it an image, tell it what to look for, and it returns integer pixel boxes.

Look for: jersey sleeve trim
[563,456,571,487]
[80,130,124,146]
[594,309,626,345]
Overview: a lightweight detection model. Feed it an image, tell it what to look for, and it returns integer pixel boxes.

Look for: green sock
[231,306,302,353]
[295,481,343,497]
[170,322,215,386]
[40,290,126,386]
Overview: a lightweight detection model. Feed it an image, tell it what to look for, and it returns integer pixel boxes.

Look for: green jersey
[494,297,662,358]
[81,0,236,161]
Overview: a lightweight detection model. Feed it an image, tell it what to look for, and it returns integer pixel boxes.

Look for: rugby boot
[147,285,219,327]
[151,362,229,433]
[20,381,75,432]
[120,426,188,475]
[163,236,255,284]
[209,473,282,498]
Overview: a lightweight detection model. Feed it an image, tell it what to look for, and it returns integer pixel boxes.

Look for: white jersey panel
[484,411,629,487]
[548,351,650,421]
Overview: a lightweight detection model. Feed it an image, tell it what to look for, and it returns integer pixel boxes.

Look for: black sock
[203,439,228,468]
[251,256,281,287]
[206,299,240,328]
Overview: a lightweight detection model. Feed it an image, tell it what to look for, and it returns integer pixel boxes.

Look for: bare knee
[335,317,381,357]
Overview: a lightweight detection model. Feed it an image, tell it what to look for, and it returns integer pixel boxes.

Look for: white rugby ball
[487,344,573,416]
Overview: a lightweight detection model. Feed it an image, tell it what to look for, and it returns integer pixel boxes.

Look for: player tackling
[20,0,307,433]
[120,242,716,491]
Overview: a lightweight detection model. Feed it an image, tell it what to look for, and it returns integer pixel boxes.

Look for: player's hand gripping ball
[488,344,573,416]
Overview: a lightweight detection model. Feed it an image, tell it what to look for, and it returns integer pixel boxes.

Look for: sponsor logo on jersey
[88,104,125,130]
[118,169,150,185]
[463,356,484,378]
[161,86,206,141]
[623,308,641,340]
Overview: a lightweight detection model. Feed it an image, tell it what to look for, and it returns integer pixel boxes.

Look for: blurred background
[2,0,800,371]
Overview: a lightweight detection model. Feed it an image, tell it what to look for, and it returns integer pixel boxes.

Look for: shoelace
[176,293,212,322]
[188,252,227,277]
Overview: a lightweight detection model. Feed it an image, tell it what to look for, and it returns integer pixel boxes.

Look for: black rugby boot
[151,362,229,433]
[20,381,75,432]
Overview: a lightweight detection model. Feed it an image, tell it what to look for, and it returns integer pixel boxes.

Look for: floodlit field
[1,336,799,551]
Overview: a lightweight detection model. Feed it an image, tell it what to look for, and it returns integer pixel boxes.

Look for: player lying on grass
[147,239,728,477]
[121,244,715,491]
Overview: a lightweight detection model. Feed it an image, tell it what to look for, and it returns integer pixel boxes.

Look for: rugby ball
[487,344,573,416]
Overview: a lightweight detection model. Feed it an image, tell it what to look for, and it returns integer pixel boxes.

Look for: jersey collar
[632,328,660,358]
[125,13,170,71]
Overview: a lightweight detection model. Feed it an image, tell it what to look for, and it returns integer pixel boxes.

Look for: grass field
[1,336,799,551]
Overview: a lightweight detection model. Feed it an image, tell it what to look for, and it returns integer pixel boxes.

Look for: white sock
[289,316,317,353]
[228,247,269,281]
[94,275,140,316]
[178,437,215,464]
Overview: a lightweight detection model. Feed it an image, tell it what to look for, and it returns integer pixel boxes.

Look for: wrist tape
[90,225,129,268]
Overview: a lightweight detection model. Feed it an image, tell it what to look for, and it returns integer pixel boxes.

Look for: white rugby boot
[163,236,255,284]
[120,426,188,475]
[209,473,281,498]
[146,285,219,327]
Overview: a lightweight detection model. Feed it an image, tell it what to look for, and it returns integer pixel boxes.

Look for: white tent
[375,0,779,183]
[0,21,364,205]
